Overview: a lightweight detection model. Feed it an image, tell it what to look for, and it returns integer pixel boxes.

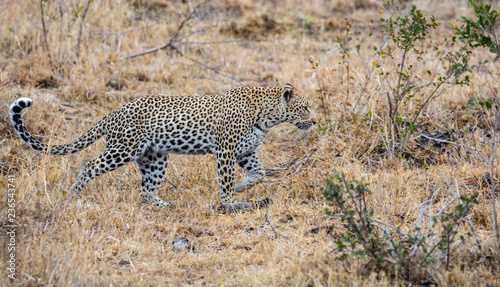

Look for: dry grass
[1,0,500,285]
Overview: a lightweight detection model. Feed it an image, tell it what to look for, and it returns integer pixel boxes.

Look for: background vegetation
[1,0,499,285]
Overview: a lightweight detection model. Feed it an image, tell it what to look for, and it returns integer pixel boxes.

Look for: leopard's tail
[10,98,106,155]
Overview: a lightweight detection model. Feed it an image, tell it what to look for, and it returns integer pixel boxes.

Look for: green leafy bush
[451,0,500,245]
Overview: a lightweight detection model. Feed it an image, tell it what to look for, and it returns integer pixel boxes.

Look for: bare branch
[124,41,182,60]
[177,55,251,83]
[393,46,410,119]
[76,0,92,58]
[387,91,393,122]
[372,219,408,237]
[123,1,210,60]
[425,196,458,219]
[371,223,397,256]
[39,0,52,59]
[411,76,450,127]
[409,185,443,258]
[58,0,63,45]
[375,82,442,98]
[181,25,217,39]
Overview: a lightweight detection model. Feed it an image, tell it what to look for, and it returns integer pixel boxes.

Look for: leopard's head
[280,84,317,131]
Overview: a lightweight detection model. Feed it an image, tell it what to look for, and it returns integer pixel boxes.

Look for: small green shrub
[324,172,477,280]
[450,0,500,245]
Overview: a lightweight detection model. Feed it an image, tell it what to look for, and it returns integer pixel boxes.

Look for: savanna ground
[1,0,500,285]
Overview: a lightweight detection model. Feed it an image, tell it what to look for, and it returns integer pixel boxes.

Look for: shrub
[324,172,477,281]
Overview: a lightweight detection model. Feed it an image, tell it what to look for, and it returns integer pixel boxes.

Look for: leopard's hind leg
[136,149,171,209]
[69,145,135,198]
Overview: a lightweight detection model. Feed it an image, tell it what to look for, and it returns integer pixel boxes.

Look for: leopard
[10,84,317,212]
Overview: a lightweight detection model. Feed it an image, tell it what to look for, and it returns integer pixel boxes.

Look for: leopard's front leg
[216,148,271,213]
[235,152,265,193]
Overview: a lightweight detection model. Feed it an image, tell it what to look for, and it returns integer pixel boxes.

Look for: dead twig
[260,171,290,239]
[263,147,318,179]
[76,0,92,58]
[386,91,393,123]
[39,0,52,59]
[123,1,209,60]
[371,219,408,237]
[0,77,15,90]
[293,147,318,175]
[264,211,289,239]
[181,25,217,39]
[164,178,178,189]
[58,0,63,50]
[371,223,397,256]
[181,55,250,83]
[413,134,456,145]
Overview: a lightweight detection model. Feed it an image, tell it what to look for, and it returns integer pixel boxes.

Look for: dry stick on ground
[123,1,210,60]
[412,134,456,145]
[263,147,318,239]
[264,210,288,239]
[39,0,52,59]
[263,179,289,239]
[293,147,318,175]
[265,146,317,177]
[355,177,472,267]
[75,0,92,58]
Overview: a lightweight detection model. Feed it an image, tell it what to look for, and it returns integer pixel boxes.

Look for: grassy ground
[1,0,500,285]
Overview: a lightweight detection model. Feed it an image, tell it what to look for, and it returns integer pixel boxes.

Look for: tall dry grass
[0,0,499,285]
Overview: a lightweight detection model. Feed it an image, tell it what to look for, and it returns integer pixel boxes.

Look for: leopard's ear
[282,83,295,103]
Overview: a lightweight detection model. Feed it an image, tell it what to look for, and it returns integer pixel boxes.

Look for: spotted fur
[10,84,316,211]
